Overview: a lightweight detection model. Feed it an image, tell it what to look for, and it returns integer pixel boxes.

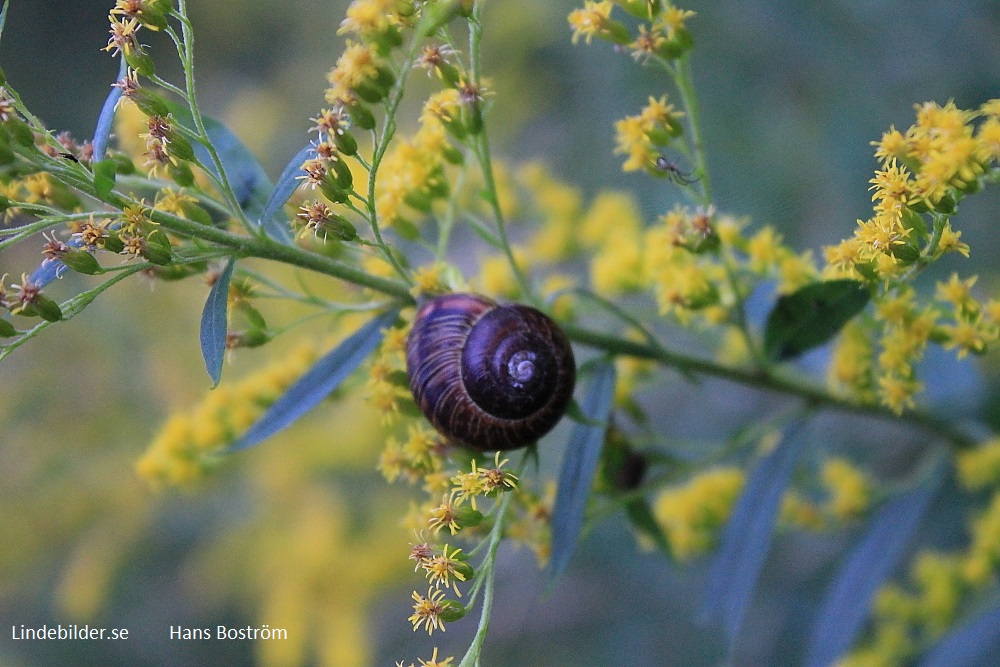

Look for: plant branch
[560,322,976,450]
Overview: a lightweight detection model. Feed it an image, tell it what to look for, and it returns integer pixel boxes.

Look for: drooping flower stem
[457,463,520,667]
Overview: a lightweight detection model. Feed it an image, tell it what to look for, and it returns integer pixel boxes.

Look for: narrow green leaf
[92,159,118,199]
[702,427,802,647]
[763,279,870,361]
[200,257,235,387]
[806,461,945,667]
[227,309,399,452]
[548,360,616,583]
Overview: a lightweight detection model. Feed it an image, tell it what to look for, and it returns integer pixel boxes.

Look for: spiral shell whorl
[405,293,576,451]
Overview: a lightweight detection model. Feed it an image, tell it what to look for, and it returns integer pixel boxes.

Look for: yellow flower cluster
[843,547,977,667]
[473,247,529,299]
[569,1,695,62]
[821,101,1000,414]
[652,467,744,560]
[338,0,406,40]
[841,552,966,667]
[465,161,819,345]
[567,1,615,45]
[505,480,557,567]
[936,273,1000,360]
[614,95,684,173]
[820,457,872,520]
[828,272,999,415]
[516,161,583,262]
[229,484,407,667]
[325,41,383,107]
[824,100,1000,283]
[135,342,324,487]
[376,92,460,232]
[779,457,872,531]
[366,315,413,423]
[827,320,876,401]
[957,437,1000,490]
[585,191,645,295]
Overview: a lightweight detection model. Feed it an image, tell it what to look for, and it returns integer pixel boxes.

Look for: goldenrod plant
[2,1,1000,665]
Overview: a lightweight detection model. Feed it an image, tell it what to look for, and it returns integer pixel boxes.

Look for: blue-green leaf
[806,462,945,667]
[0,1,9,44]
[918,606,1000,667]
[259,144,312,233]
[227,309,399,452]
[702,428,802,647]
[763,279,870,361]
[167,103,292,244]
[548,360,616,583]
[91,59,126,161]
[199,256,235,388]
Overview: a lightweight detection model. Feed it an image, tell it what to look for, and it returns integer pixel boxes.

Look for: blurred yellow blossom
[820,458,871,520]
[652,467,744,560]
[957,438,1000,490]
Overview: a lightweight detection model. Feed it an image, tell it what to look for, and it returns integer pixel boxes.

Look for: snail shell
[405,293,576,451]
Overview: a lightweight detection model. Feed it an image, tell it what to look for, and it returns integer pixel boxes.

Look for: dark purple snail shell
[405,293,576,451]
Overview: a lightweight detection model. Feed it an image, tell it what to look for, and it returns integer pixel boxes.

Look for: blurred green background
[2,1,999,665]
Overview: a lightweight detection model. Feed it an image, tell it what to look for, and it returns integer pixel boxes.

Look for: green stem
[458,482,519,667]
[172,2,251,232]
[436,160,469,259]
[362,32,428,285]
[560,322,975,449]
[719,250,768,368]
[923,213,947,260]
[142,207,415,302]
[468,8,534,304]
[0,263,148,362]
[0,213,98,250]
[586,405,812,526]
[672,56,712,205]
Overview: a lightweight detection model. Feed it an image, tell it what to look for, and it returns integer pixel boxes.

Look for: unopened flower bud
[334,130,357,156]
[329,157,353,189]
[453,505,483,529]
[890,243,920,265]
[164,129,195,163]
[328,214,358,242]
[141,231,172,265]
[438,599,467,623]
[124,48,155,78]
[353,80,385,104]
[227,329,271,349]
[130,89,169,118]
[348,103,376,131]
[103,231,126,254]
[60,249,102,275]
[30,293,62,322]
[168,160,194,187]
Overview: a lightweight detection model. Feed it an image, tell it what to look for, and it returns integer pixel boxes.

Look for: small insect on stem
[653,156,696,185]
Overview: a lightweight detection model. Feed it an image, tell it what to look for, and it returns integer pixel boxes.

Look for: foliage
[2,0,1000,665]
